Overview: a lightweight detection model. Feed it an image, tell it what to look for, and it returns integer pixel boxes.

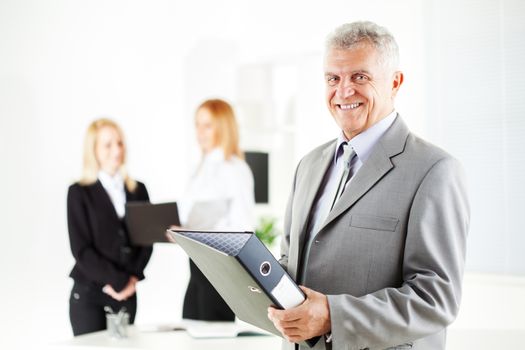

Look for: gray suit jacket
[280,116,469,350]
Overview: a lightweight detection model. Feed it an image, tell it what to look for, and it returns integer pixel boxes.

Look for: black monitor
[244,151,269,204]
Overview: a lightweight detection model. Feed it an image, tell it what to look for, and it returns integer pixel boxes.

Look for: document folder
[166,229,320,348]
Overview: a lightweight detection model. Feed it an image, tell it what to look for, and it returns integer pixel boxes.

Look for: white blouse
[179,148,255,231]
[98,170,126,219]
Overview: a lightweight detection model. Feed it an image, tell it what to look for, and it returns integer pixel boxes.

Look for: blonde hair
[197,99,243,160]
[79,118,137,192]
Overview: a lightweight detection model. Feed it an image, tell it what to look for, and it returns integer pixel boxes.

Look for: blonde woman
[179,99,255,321]
[67,118,152,335]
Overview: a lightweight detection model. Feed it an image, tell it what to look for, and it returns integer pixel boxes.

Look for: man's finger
[276,318,306,329]
[268,307,304,322]
[299,285,314,297]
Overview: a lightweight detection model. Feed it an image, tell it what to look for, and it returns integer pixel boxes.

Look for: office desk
[51,327,525,350]
[50,326,282,350]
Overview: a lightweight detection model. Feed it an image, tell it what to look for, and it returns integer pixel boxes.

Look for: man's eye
[326,76,338,85]
[353,74,369,83]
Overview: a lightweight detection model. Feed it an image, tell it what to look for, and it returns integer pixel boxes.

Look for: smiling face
[324,44,403,139]
[95,125,124,175]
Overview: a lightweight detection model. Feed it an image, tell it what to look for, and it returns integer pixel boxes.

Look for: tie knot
[340,143,355,169]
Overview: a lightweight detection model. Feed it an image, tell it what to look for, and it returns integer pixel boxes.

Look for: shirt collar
[204,148,226,163]
[98,170,124,190]
[334,110,397,164]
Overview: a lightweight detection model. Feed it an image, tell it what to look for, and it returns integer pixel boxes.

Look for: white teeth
[340,103,361,110]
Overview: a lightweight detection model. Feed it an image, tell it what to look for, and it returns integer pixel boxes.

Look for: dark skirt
[182,259,235,321]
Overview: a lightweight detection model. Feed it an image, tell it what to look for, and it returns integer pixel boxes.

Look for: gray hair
[325,21,400,72]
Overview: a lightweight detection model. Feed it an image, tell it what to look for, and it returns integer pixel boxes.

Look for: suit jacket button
[118,229,125,237]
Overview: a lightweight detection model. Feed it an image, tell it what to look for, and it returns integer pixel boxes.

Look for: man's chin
[336,115,365,130]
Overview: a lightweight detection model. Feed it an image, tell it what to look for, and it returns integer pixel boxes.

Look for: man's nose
[336,80,356,98]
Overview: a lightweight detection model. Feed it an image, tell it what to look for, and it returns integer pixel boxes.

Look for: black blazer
[67,180,152,291]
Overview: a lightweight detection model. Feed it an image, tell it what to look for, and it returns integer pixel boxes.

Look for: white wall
[423,0,525,274]
[1,0,524,348]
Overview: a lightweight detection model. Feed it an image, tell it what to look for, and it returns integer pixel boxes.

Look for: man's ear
[391,71,404,97]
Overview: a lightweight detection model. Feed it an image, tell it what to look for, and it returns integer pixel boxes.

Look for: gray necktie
[331,143,356,210]
[299,142,356,283]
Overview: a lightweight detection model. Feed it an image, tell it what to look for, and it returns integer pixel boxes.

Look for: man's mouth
[338,102,362,110]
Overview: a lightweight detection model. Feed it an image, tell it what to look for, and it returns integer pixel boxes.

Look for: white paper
[185,199,229,230]
[139,320,270,338]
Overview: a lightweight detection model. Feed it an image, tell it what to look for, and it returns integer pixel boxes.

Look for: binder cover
[166,229,320,348]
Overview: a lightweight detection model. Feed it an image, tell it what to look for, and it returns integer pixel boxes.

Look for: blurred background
[1,0,524,348]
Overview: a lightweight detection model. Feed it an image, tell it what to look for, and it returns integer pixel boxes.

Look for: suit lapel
[92,180,121,223]
[320,116,410,230]
[296,141,336,250]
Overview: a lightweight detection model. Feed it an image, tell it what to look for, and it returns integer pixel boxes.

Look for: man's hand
[102,276,138,301]
[267,286,331,343]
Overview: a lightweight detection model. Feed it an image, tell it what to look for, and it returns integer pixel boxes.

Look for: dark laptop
[125,202,180,246]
